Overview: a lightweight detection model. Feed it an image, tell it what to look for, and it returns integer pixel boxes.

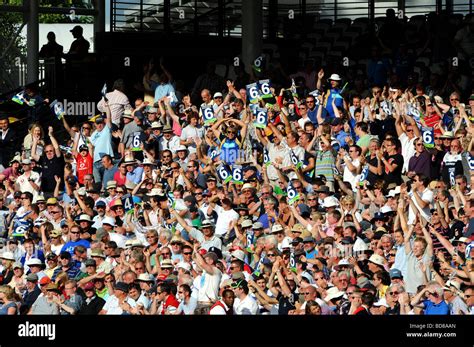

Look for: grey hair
[428,281,443,297]
[387,283,405,295]
[159,228,172,242]
[265,235,278,248]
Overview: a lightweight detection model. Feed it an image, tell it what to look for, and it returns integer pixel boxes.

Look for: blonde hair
[0,285,15,300]
[341,195,355,205]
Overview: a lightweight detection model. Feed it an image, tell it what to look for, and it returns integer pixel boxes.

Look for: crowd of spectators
[0,13,473,315]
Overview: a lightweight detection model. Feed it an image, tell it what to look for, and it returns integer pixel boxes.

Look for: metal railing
[110,0,472,36]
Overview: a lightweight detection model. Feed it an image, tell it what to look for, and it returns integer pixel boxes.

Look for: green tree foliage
[0,0,93,92]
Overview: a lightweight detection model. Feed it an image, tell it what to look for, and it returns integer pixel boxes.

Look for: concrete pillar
[93,0,106,50]
[26,0,39,84]
[242,0,263,75]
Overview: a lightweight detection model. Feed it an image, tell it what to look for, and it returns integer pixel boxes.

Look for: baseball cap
[84,259,97,267]
[39,276,51,286]
[84,282,95,291]
[389,268,403,279]
[46,197,58,205]
[59,251,71,260]
[207,246,223,259]
[114,282,129,292]
[26,273,38,282]
[213,92,223,98]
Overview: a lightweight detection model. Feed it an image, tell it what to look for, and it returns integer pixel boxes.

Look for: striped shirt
[315,149,336,181]
[97,90,131,126]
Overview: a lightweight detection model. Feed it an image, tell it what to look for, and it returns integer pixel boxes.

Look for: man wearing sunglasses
[31,126,65,197]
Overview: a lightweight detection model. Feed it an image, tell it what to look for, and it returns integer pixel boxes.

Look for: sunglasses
[389,291,399,295]
[183,252,192,255]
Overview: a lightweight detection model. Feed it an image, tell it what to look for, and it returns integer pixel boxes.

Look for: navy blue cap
[134,110,144,120]
[389,268,403,279]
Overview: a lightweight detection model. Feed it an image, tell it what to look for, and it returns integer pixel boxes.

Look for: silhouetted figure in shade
[39,32,64,96]
[64,26,90,97]
[65,25,90,61]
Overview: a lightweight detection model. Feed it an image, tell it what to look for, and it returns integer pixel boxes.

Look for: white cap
[231,250,246,262]
[380,205,393,214]
[177,262,191,272]
[102,216,116,227]
[26,258,43,266]
[0,251,15,261]
[374,297,390,308]
[213,92,223,98]
[328,73,342,81]
[386,186,401,198]
[323,196,339,208]
[271,224,284,233]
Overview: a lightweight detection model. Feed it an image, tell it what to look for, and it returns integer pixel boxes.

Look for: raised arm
[170,207,192,233]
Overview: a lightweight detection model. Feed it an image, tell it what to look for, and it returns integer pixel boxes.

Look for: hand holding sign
[246,83,260,104]
[101,83,108,102]
[421,127,434,148]
[232,165,243,184]
[216,163,232,184]
[201,106,216,125]
[253,107,268,129]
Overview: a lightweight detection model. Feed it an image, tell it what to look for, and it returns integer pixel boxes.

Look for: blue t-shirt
[126,166,144,184]
[102,165,118,190]
[90,125,113,163]
[257,213,275,230]
[325,88,343,119]
[423,300,449,315]
[334,130,350,148]
[153,83,176,106]
[305,248,318,260]
[61,239,91,256]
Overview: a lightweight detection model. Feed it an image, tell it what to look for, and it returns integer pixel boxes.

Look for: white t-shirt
[408,188,434,224]
[399,133,417,173]
[266,142,288,180]
[233,294,259,315]
[102,295,136,315]
[17,171,41,199]
[342,157,360,191]
[298,116,312,129]
[209,300,231,315]
[196,267,222,303]
[109,232,128,249]
[180,125,204,154]
[213,205,239,237]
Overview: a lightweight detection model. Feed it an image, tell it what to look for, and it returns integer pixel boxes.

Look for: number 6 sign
[253,108,267,129]
[421,127,434,148]
[246,83,260,104]
[258,79,272,99]
[287,184,299,205]
[217,163,232,184]
[201,106,216,125]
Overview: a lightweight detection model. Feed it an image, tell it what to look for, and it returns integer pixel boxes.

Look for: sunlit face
[413,240,426,257]
[0,119,8,130]
[33,127,41,137]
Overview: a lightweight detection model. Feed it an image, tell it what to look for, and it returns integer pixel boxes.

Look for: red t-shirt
[76,153,93,185]
[423,112,442,135]
[113,172,127,186]
[160,294,180,315]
